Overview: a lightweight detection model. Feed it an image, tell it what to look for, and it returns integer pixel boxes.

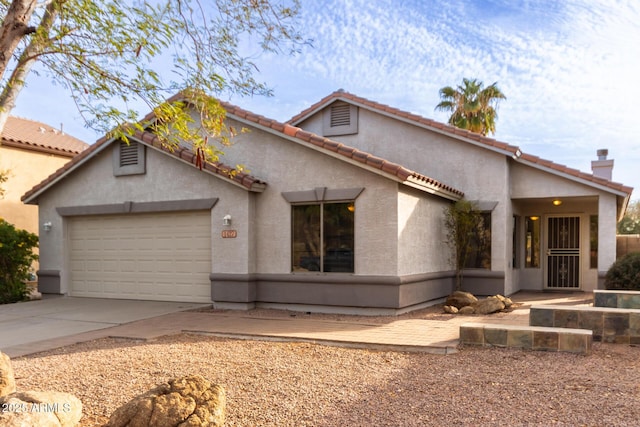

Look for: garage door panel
[69,211,212,303]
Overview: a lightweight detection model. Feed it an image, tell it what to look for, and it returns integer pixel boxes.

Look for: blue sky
[12,0,640,198]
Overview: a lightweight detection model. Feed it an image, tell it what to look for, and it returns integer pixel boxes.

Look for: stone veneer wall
[529,305,640,344]
[594,290,640,309]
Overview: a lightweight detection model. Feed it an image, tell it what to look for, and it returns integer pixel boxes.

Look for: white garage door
[69,211,212,302]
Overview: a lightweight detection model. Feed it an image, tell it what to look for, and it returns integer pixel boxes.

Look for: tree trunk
[0,0,57,133]
[0,0,38,83]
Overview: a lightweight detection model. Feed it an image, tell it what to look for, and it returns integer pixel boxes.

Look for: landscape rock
[443,305,459,314]
[445,291,478,309]
[0,390,83,427]
[106,374,225,427]
[471,296,506,315]
[458,306,476,315]
[0,351,16,397]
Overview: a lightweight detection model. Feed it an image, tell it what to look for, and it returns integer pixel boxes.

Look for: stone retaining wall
[459,323,592,354]
[529,305,640,344]
[594,290,640,309]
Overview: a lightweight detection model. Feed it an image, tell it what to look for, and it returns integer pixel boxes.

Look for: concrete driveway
[0,295,209,357]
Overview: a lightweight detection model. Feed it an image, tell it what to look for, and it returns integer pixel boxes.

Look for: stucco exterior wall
[35,144,250,293]
[219,120,401,276]
[0,146,72,233]
[397,187,451,276]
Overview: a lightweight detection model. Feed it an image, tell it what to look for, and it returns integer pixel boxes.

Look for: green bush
[605,252,640,291]
[0,219,38,304]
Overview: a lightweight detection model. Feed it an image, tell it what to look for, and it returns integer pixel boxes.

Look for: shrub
[0,219,38,304]
[605,252,640,291]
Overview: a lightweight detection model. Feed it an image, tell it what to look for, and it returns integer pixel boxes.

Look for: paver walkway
[4,291,593,358]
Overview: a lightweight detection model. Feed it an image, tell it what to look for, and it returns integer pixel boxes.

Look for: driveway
[0,295,209,356]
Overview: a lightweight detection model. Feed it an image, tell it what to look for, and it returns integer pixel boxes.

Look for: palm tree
[435,78,506,136]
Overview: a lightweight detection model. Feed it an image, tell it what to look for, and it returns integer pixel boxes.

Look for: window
[590,215,598,269]
[465,212,491,269]
[292,202,355,272]
[525,216,541,268]
[323,101,358,136]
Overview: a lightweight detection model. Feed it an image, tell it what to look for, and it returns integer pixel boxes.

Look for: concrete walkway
[1,292,593,358]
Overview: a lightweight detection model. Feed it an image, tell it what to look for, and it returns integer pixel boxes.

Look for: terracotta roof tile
[22,129,265,202]
[1,116,89,157]
[288,90,632,195]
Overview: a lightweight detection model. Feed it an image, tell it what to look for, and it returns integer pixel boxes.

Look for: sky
[12,0,640,198]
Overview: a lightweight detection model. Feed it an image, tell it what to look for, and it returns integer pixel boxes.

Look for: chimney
[591,149,614,180]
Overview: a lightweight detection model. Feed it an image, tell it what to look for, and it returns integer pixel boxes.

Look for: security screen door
[546,216,581,289]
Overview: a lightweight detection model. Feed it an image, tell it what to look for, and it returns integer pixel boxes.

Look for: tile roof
[21,129,266,203]
[1,116,88,157]
[219,100,464,199]
[288,90,633,196]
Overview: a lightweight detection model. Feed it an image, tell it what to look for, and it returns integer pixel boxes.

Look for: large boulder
[471,296,506,315]
[0,390,83,427]
[107,375,225,427]
[0,351,16,397]
[445,291,478,309]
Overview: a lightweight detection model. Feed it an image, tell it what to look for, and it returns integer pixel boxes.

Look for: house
[21,91,633,313]
[1,116,88,234]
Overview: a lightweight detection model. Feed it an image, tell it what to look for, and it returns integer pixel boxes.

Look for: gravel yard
[11,331,640,427]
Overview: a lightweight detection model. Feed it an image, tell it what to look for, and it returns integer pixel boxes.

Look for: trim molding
[56,198,219,216]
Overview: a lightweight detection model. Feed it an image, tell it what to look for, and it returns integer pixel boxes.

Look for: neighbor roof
[2,116,88,157]
[288,90,633,197]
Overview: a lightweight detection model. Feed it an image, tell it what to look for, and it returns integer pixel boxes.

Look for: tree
[618,200,640,234]
[0,0,307,161]
[443,199,483,291]
[435,78,506,136]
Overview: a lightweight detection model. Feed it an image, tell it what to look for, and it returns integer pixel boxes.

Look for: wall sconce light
[223,214,232,227]
[347,203,355,213]
[529,216,540,221]
[552,199,562,206]
[43,221,52,231]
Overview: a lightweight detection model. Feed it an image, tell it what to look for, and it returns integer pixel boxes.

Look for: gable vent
[323,102,358,136]
[330,103,352,127]
[120,141,139,166]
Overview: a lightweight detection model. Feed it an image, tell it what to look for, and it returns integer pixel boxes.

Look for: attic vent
[114,139,146,176]
[323,102,358,136]
[119,141,139,166]
[330,103,352,127]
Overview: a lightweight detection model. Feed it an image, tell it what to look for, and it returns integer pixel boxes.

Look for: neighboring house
[1,116,88,233]
[22,91,633,313]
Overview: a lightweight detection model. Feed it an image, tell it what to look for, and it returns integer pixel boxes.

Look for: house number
[221,229,237,238]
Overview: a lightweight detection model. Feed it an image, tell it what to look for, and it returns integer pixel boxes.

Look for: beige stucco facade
[0,145,74,233]
[24,91,632,312]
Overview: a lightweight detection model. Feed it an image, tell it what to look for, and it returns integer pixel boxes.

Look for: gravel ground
[10,317,640,427]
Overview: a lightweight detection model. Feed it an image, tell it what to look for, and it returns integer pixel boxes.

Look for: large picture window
[292,202,355,272]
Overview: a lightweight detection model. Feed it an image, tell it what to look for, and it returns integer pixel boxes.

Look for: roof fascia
[1,139,79,158]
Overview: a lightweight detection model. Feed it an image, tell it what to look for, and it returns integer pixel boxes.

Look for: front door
[546,216,581,289]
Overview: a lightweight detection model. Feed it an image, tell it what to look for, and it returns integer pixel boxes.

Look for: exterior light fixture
[43,221,52,231]
[347,203,355,213]
[223,214,232,226]
[529,216,540,221]
[552,199,562,206]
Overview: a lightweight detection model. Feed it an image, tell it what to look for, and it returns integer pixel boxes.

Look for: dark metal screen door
[546,216,580,289]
